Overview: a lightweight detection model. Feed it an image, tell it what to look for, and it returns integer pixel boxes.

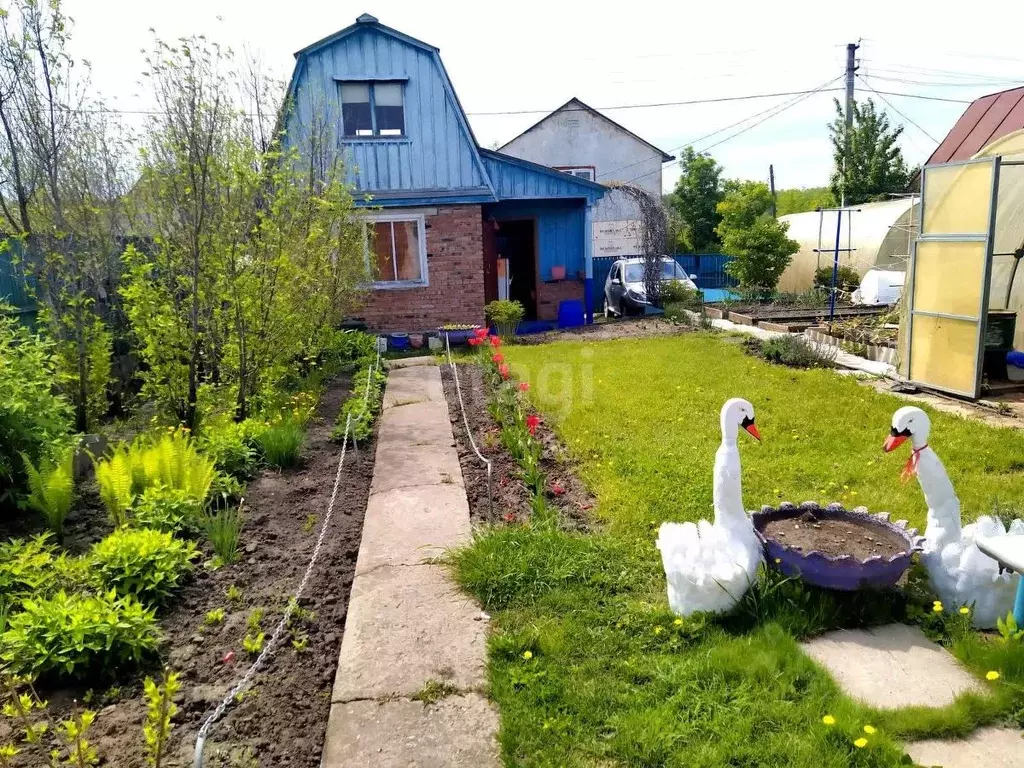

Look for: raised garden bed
[440,362,593,528]
[0,375,376,768]
[805,325,898,365]
[728,305,890,327]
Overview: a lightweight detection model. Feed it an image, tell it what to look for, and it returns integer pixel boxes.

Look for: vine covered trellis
[609,184,669,307]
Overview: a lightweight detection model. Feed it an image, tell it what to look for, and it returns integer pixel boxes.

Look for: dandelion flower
[822,715,836,726]
[654,626,663,635]
[774,558,781,564]
[986,670,1000,681]
[522,651,533,660]
[863,725,876,735]
[959,606,970,615]
[853,737,868,749]
[933,602,944,613]
[674,618,683,626]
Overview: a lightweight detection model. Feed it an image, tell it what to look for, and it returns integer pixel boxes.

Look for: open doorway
[496,219,537,319]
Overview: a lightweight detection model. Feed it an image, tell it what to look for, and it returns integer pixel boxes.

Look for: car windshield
[623,261,684,283]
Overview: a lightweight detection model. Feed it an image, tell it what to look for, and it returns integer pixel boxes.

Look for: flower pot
[389,332,410,350]
[550,265,566,280]
[409,333,424,349]
[437,327,480,346]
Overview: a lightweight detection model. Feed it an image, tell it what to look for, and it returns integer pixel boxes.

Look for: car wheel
[619,298,630,317]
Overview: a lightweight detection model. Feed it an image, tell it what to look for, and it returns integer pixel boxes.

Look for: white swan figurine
[885,406,1024,628]
[657,398,764,616]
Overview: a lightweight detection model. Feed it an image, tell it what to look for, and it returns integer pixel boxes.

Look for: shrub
[813,265,861,295]
[197,417,261,479]
[91,528,198,606]
[745,335,836,369]
[203,507,243,564]
[21,449,75,537]
[315,328,377,372]
[132,486,205,534]
[485,300,525,341]
[0,535,58,615]
[660,280,703,308]
[257,418,304,468]
[0,589,160,679]
[0,310,75,496]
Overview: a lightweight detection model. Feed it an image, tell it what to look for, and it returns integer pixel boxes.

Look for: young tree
[775,186,835,216]
[829,98,910,206]
[717,180,799,297]
[668,147,723,253]
[0,0,127,432]
[125,36,367,426]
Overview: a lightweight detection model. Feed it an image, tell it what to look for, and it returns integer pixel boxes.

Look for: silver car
[604,257,698,317]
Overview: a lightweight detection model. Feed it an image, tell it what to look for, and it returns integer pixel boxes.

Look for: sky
[65,0,1024,192]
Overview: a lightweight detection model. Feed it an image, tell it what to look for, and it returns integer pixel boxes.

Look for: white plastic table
[976,535,1024,624]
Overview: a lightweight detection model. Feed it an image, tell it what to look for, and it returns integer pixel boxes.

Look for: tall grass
[257,418,304,469]
[203,506,243,564]
[21,450,75,537]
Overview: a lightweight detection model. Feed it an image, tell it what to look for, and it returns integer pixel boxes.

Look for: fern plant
[94,445,135,527]
[21,450,75,538]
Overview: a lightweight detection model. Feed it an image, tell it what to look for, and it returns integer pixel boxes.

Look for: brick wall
[356,205,486,332]
[537,279,584,322]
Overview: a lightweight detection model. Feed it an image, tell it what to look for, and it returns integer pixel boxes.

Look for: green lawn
[453,332,1024,768]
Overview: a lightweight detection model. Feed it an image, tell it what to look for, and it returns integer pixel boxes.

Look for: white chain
[445,333,493,517]
[194,345,381,766]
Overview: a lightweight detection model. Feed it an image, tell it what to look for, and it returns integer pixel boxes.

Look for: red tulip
[473,327,489,339]
[519,382,530,392]
[499,363,511,380]
[492,353,505,364]
[489,335,502,348]
[467,337,481,347]
[526,414,540,435]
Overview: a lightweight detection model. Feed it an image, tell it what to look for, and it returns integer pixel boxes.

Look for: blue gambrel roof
[285,14,604,207]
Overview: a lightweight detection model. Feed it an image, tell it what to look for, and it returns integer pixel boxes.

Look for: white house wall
[501,105,664,257]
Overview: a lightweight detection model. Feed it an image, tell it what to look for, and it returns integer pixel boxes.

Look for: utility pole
[768,164,777,218]
[841,41,860,207]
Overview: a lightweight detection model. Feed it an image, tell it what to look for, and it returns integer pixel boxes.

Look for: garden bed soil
[2,374,374,768]
[762,511,908,560]
[440,362,593,530]
[518,317,687,345]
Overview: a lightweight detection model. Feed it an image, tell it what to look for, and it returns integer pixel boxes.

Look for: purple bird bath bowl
[751,502,923,591]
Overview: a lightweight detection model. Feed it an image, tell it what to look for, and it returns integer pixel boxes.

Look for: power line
[601,77,844,180]
[858,72,1024,89]
[623,78,841,186]
[857,89,973,104]
[464,86,846,117]
[856,75,940,144]
[859,62,1018,83]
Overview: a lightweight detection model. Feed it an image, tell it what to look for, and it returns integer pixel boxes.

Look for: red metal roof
[927,86,1024,165]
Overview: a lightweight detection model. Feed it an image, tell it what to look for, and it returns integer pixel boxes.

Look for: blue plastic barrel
[557,300,585,329]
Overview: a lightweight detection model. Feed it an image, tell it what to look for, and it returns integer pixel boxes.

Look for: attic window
[556,166,596,182]
[340,81,404,138]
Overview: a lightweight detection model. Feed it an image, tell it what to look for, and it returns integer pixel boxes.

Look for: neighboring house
[498,97,673,260]
[283,14,605,331]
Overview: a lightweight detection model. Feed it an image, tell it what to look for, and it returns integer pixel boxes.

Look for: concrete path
[321,363,500,767]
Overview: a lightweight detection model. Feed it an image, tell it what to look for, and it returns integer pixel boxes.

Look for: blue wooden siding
[486,200,587,281]
[480,151,603,204]
[287,25,490,196]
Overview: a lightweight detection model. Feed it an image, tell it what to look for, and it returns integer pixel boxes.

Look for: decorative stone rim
[751,501,924,566]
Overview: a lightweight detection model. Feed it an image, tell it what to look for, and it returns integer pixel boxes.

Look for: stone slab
[356,485,471,574]
[370,443,464,493]
[332,564,487,701]
[376,401,456,448]
[383,367,446,409]
[801,623,984,710]
[386,355,436,370]
[905,727,1024,767]
[321,694,500,768]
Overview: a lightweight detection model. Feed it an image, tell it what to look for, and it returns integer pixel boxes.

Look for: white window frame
[364,213,428,289]
[556,165,596,181]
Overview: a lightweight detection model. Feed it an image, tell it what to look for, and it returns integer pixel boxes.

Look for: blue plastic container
[557,299,585,329]
[388,332,410,350]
